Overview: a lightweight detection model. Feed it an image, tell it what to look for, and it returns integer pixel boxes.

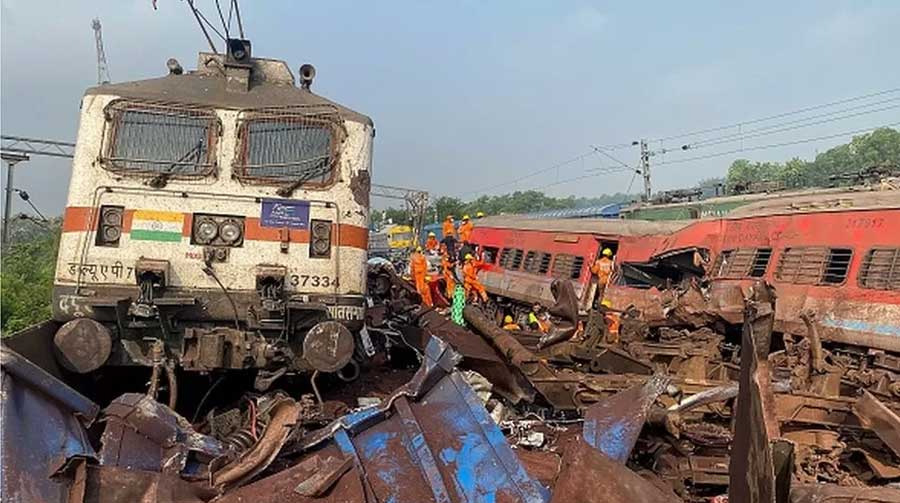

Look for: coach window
[499,248,524,270]
[103,101,219,178]
[234,111,345,189]
[552,254,585,280]
[858,247,900,291]
[523,251,552,275]
[775,247,853,286]
[713,248,772,278]
[482,246,499,264]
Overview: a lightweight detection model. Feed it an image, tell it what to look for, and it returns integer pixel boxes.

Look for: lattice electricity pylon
[92,18,111,85]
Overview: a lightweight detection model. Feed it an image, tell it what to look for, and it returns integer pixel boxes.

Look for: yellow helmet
[465,254,474,261]
[504,315,513,324]
[476,211,485,218]
[462,215,470,221]
[428,232,436,237]
[602,248,613,257]
[415,246,423,252]
[601,299,612,308]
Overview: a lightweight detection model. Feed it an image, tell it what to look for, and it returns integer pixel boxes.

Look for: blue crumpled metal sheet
[1,346,99,503]
[224,337,550,503]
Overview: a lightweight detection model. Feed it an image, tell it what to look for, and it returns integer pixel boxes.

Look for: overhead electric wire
[465,141,634,197]
[682,102,900,151]
[656,122,900,166]
[684,96,900,148]
[650,87,900,143]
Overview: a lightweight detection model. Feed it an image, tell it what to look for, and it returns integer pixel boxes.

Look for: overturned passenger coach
[50,40,374,377]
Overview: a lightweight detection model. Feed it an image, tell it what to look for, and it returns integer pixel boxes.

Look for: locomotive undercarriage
[50,277,369,385]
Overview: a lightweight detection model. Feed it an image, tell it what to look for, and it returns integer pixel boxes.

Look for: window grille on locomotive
[102,101,219,176]
[234,107,345,185]
[858,247,900,291]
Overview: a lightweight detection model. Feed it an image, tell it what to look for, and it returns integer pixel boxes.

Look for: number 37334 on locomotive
[49,43,374,379]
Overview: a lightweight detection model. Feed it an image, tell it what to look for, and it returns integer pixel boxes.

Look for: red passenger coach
[606,190,900,353]
[468,216,687,311]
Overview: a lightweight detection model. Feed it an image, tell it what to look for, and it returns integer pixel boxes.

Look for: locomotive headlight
[195,217,219,244]
[309,219,332,258]
[220,219,243,244]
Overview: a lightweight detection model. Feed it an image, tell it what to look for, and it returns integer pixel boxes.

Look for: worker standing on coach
[458,214,474,243]
[463,253,488,303]
[440,244,456,298]
[410,247,433,307]
[591,248,615,305]
[442,215,457,259]
[424,232,439,253]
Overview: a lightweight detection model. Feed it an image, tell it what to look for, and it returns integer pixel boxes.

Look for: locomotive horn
[299,64,316,90]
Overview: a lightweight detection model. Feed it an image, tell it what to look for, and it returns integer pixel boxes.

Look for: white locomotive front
[51,41,374,381]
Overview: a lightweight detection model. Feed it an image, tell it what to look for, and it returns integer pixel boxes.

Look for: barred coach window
[104,101,218,176]
[235,113,344,185]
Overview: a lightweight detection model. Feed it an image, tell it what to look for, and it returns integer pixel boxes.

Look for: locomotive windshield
[236,115,340,185]
[104,101,218,176]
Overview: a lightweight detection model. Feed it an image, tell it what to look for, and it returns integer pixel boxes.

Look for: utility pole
[92,18,111,84]
[639,139,651,202]
[1,151,30,247]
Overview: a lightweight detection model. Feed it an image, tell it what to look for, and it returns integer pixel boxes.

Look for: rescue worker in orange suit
[502,315,521,331]
[442,215,456,240]
[458,215,474,243]
[440,244,456,298]
[424,232,439,253]
[601,299,620,344]
[410,247,433,307]
[591,248,615,306]
[442,215,457,260]
[463,253,489,303]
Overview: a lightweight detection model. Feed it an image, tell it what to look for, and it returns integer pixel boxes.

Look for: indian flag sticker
[130,210,184,242]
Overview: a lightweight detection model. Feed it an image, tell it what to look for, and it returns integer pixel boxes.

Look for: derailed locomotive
[50,41,374,379]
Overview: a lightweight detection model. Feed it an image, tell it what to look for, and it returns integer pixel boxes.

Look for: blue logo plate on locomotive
[261,199,310,229]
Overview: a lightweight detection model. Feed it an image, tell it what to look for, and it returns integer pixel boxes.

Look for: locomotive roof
[727,187,900,218]
[475,215,690,236]
[85,52,372,126]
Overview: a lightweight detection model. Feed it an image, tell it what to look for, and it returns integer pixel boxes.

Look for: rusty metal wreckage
[3,263,900,502]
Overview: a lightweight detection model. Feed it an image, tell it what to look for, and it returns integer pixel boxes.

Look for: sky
[2,1,900,217]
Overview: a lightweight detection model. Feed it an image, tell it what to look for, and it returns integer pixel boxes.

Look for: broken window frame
[858,247,900,291]
[774,246,854,286]
[481,246,500,264]
[713,248,773,279]
[551,254,585,280]
[101,100,220,178]
[233,105,346,187]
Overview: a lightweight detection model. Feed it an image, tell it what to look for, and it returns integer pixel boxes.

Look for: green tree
[1,226,60,334]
